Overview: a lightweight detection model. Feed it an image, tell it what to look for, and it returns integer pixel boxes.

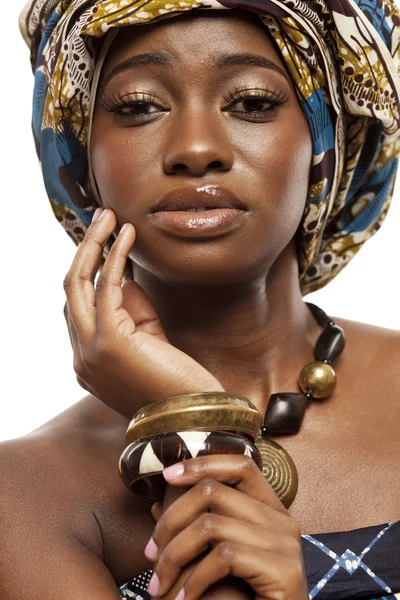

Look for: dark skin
[1,8,400,600]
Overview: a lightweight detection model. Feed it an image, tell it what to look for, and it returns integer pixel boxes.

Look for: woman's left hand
[145,455,308,600]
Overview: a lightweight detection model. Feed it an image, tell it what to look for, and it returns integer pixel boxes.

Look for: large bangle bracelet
[125,392,262,444]
[119,430,262,501]
[119,392,297,508]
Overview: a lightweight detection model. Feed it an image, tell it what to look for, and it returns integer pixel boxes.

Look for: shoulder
[333,316,400,349]
[0,432,144,599]
[0,393,128,528]
[332,316,400,391]
[0,396,154,585]
[0,426,104,560]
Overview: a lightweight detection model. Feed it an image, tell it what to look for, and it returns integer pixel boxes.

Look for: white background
[1,3,399,442]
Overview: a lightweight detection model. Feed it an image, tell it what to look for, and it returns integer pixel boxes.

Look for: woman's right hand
[63,208,224,419]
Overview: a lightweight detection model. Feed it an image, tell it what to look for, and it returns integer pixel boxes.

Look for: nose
[163,109,234,177]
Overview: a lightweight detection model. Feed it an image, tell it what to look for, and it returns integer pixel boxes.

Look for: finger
[153,477,292,553]
[155,514,297,597]
[64,301,98,395]
[63,208,116,340]
[151,502,163,522]
[63,301,74,348]
[96,223,136,332]
[122,281,169,342]
[177,543,308,600]
[64,301,79,354]
[163,454,286,511]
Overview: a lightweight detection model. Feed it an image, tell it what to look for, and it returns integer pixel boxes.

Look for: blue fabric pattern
[117,520,400,599]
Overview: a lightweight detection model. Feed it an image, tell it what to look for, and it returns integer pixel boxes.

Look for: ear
[150,502,162,522]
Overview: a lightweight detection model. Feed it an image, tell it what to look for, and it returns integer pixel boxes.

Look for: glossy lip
[148,207,246,238]
[150,185,247,213]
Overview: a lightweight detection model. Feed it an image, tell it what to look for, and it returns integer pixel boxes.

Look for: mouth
[148,207,247,238]
[151,185,247,213]
[164,207,235,212]
[148,185,248,238]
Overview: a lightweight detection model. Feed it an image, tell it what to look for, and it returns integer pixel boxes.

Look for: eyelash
[102,86,288,122]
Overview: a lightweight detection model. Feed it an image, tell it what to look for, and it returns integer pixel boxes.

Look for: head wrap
[19,0,400,295]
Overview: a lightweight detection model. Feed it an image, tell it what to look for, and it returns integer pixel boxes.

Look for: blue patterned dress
[118,520,400,600]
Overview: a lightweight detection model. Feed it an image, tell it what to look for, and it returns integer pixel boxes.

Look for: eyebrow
[101,51,292,90]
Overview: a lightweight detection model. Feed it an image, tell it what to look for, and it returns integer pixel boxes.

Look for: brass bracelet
[125,392,262,444]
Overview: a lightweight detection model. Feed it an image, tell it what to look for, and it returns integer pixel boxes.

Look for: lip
[150,185,247,213]
[148,208,246,238]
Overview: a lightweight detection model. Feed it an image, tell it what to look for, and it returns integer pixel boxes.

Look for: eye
[223,87,288,120]
[101,92,167,121]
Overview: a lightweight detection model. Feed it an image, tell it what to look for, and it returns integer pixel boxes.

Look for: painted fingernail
[174,588,185,600]
[163,462,184,482]
[144,537,158,561]
[91,207,103,223]
[147,572,160,596]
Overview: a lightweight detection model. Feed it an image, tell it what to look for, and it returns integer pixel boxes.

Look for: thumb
[122,280,169,343]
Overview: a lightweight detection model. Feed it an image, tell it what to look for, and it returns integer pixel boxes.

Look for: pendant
[254,436,298,509]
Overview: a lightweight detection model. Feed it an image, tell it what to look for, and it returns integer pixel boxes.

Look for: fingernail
[147,572,160,596]
[119,223,128,234]
[144,537,158,561]
[175,588,185,600]
[163,462,184,482]
[91,207,103,223]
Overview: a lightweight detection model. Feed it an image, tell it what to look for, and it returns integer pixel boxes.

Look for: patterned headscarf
[19,0,400,295]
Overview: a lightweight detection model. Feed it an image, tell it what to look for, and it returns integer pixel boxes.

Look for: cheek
[90,121,153,216]
[250,116,312,238]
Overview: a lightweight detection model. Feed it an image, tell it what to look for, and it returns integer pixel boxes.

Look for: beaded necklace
[255,302,345,507]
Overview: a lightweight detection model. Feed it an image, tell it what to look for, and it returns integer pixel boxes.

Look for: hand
[145,455,308,600]
[63,208,224,418]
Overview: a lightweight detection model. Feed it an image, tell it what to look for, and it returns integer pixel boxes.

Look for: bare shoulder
[0,430,102,551]
[0,396,154,587]
[333,316,400,388]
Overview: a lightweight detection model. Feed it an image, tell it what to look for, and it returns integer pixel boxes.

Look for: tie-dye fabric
[19,0,400,295]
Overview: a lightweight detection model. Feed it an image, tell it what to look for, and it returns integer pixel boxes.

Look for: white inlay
[177,431,210,458]
[139,442,164,474]
[244,445,252,458]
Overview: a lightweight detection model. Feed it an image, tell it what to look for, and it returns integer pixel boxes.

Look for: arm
[0,439,121,600]
[0,439,250,600]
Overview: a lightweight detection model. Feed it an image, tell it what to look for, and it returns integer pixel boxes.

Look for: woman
[2,0,399,598]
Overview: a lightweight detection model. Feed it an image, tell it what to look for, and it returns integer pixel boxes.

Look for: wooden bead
[298,361,336,398]
[263,392,308,435]
[306,302,333,328]
[315,325,345,362]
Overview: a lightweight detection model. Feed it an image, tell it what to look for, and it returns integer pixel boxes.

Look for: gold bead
[298,361,336,399]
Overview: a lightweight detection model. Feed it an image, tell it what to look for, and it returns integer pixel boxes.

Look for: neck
[132,242,322,415]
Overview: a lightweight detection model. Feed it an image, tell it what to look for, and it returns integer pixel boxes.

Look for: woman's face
[91,9,313,285]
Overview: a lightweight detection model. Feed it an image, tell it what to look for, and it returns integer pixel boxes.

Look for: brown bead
[306,302,332,328]
[315,325,345,362]
[299,361,336,398]
[263,393,308,435]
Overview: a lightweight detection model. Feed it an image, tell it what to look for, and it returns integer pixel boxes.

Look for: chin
[129,249,273,287]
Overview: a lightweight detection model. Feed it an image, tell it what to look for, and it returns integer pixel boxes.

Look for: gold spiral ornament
[254,437,298,509]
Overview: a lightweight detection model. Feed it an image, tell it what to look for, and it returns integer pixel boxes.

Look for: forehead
[102,8,284,71]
